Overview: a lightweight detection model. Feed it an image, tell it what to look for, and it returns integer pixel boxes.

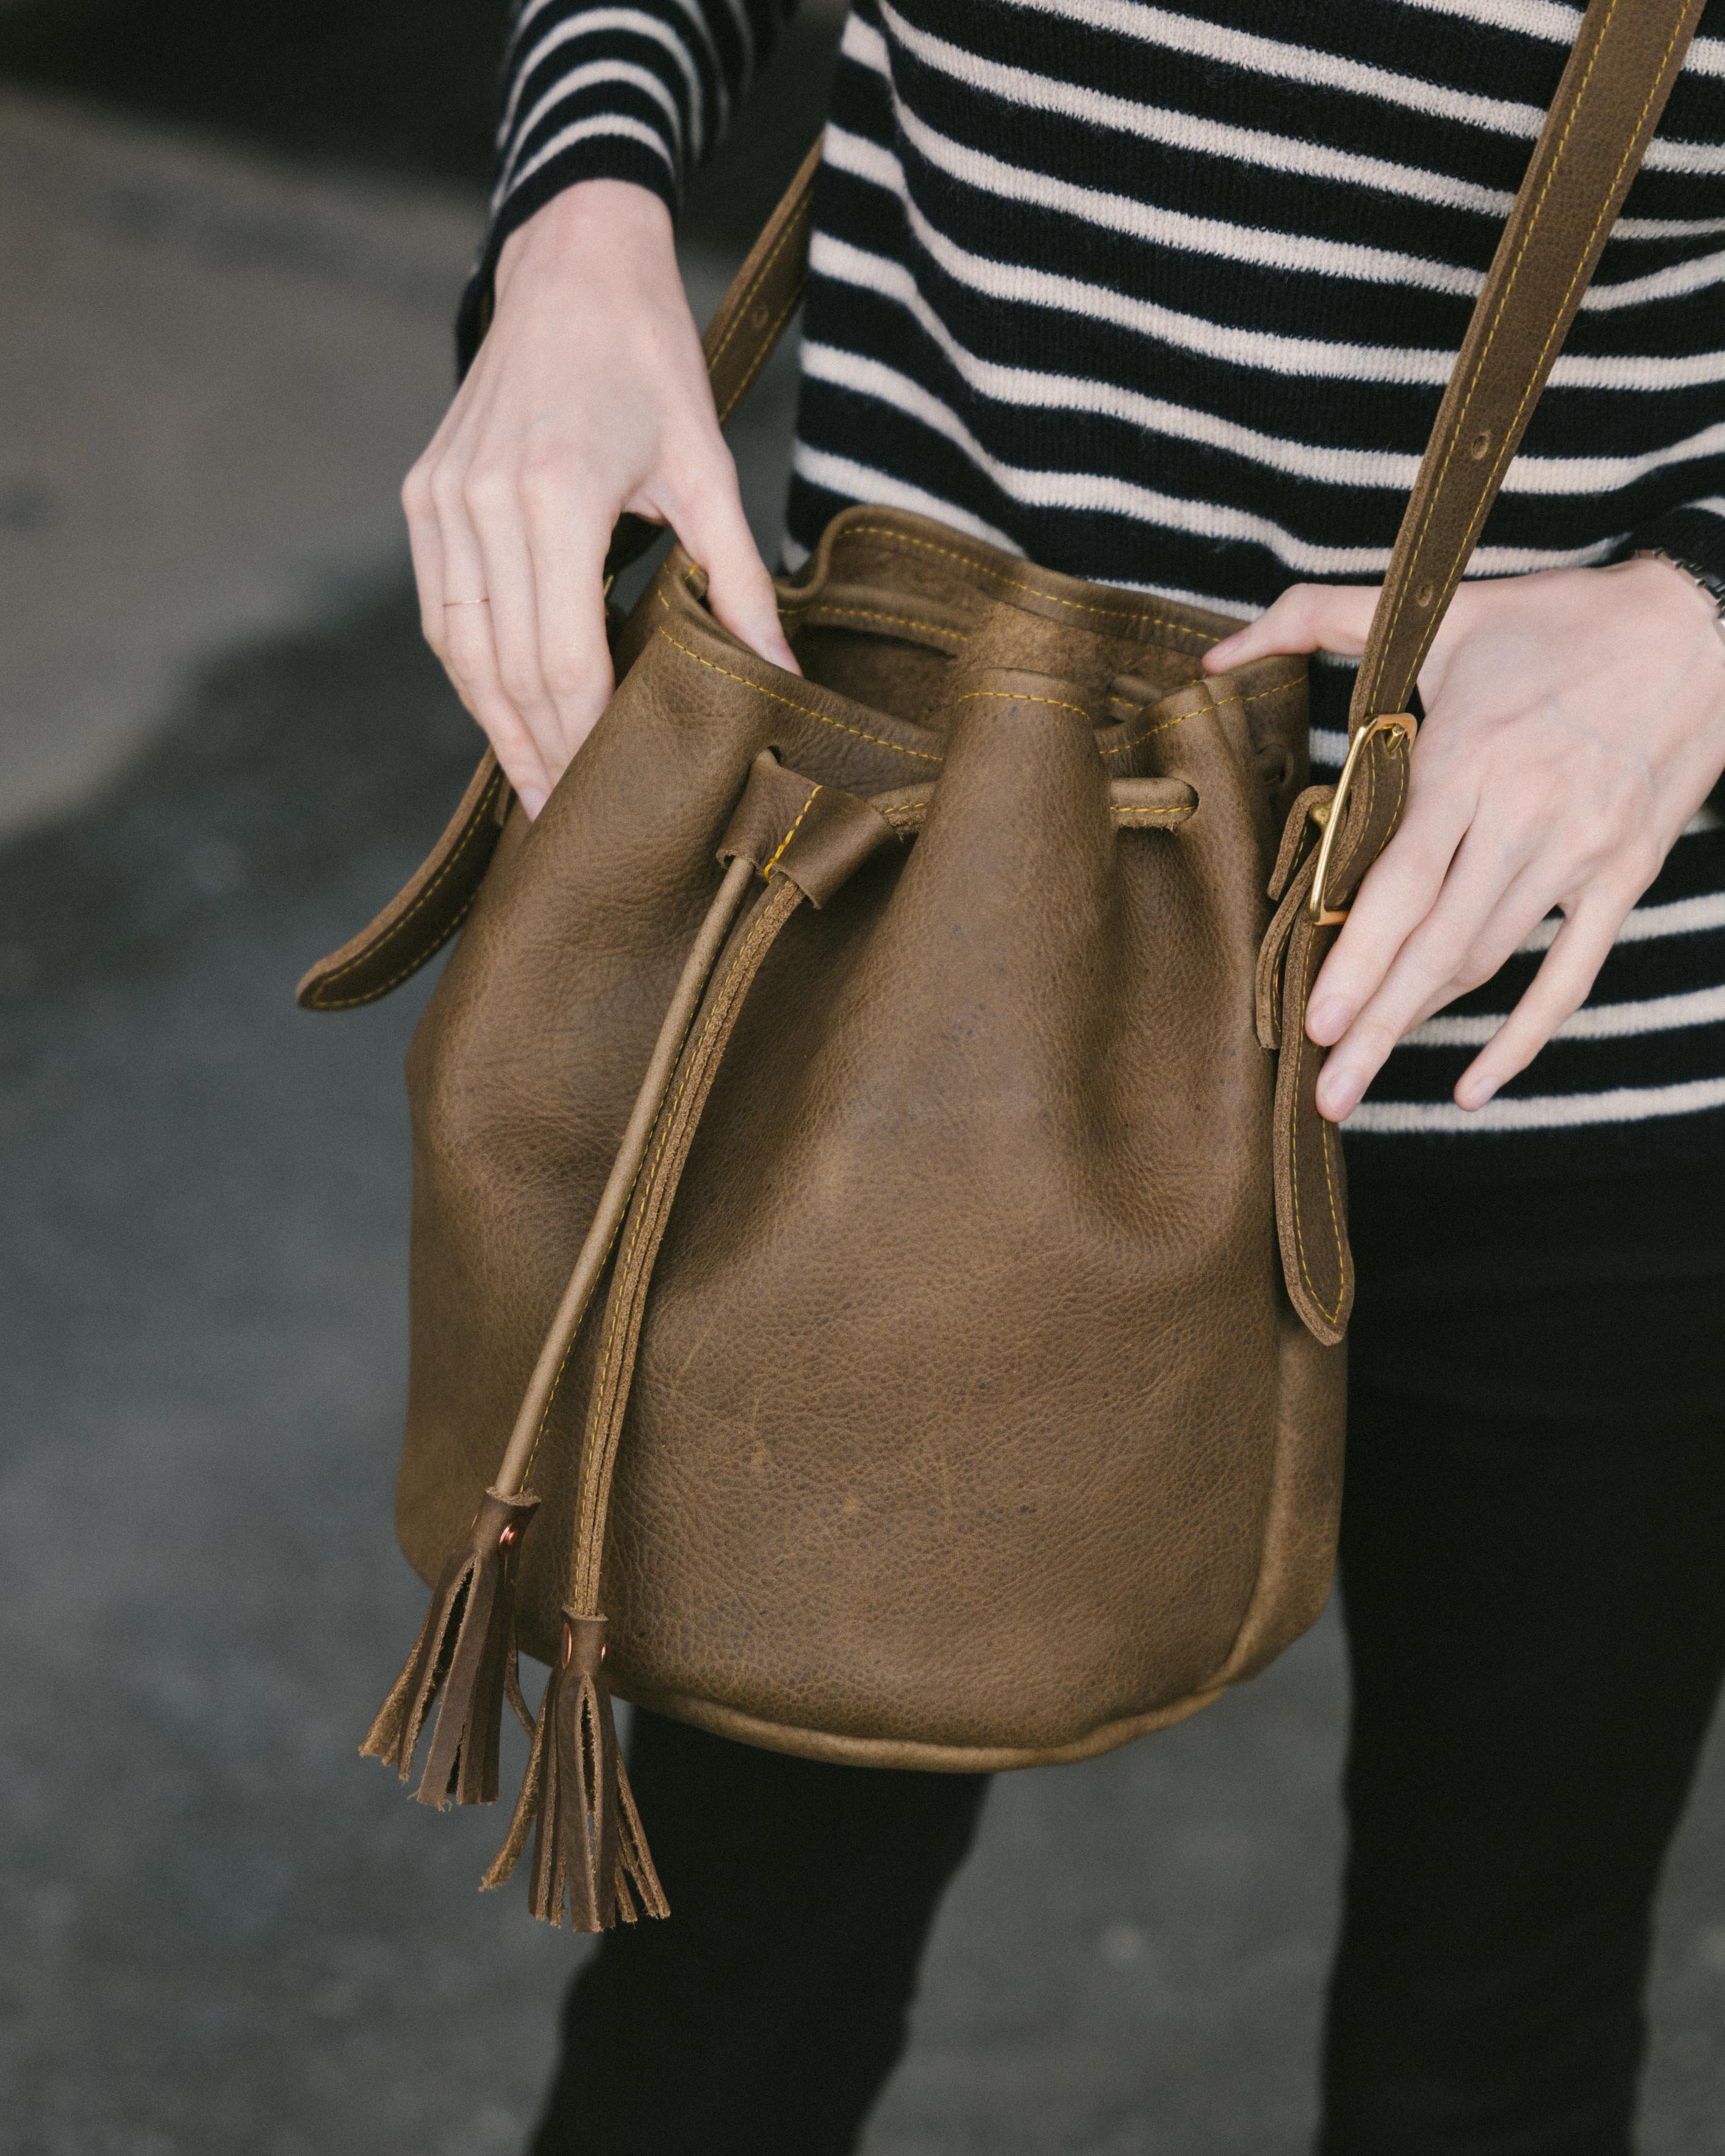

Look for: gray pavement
[0,86,483,836]
[7,9,1725,2150]
[0,0,843,840]
[8,493,1725,2156]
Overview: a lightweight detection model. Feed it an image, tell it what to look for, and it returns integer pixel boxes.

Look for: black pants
[531,1162,1725,2156]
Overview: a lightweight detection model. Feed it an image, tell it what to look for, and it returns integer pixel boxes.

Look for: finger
[466,465,572,785]
[442,601,554,817]
[1396,861,1572,1039]
[1454,894,1626,1110]
[1305,779,1474,1044]
[431,469,553,814]
[403,453,450,657]
[525,501,616,771]
[1313,818,1522,1121]
[409,444,491,722]
[669,450,800,675]
[1203,582,1380,673]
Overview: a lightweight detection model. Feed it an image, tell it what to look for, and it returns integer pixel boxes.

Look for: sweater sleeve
[1625,499,1725,597]
[457,0,797,372]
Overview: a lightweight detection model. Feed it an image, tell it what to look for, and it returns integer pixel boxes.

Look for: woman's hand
[402,180,797,818]
[1206,557,1725,1120]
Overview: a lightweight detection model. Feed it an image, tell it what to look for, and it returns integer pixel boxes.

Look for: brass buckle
[1306,712,1416,927]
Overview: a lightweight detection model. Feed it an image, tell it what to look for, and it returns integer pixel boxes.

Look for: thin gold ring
[443,595,490,607]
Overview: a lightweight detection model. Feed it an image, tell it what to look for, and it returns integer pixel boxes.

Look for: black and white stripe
[456,0,794,353]
[470,0,1725,1180]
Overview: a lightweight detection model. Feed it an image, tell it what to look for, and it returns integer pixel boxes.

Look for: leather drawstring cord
[476,762,1192,1927]
[360,748,1197,1923]
[484,868,808,1927]
[357,851,761,1825]
[362,743,1194,1923]
[360,750,908,1927]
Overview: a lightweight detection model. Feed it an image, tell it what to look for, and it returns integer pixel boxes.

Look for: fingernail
[1315,1065,1358,1122]
[1307,997,1347,1043]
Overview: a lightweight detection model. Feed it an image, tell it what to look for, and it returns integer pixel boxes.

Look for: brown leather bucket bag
[299,1,1701,1932]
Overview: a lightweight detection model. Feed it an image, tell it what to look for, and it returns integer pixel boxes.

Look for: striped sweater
[467,0,1725,1181]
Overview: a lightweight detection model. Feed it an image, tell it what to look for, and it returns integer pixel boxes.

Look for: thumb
[1203,582,1381,674]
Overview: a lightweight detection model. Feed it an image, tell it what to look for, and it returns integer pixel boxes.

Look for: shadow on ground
[0,554,1336,2154]
[3,2,1725,2144]
[4,562,1725,2154]
[0,0,844,248]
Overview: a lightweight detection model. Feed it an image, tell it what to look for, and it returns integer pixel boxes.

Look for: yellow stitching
[877,797,1187,822]
[841,526,1223,643]
[1289,928,1346,1328]
[707,193,810,370]
[1289,751,1374,1323]
[1318,747,1405,1300]
[312,768,504,990]
[1316,998,1349,1326]
[1108,706,1191,754]
[954,690,1092,720]
[763,783,821,874]
[1101,678,1296,758]
[1285,884,1336,1319]
[716,285,805,426]
[705,195,812,376]
[572,885,797,1594]
[1106,676,1297,720]
[655,625,944,762]
[1314,750,1385,1302]
[1366,0,1684,715]
[783,603,970,641]
[1286,738,1405,1326]
[1106,673,1202,715]
[1404,27,1684,695]
[1363,18,1611,709]
[309,888,483,1009]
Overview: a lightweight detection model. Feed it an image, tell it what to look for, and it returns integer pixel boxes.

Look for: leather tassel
[360,1486,540,1807]
[482,1611,669,1930]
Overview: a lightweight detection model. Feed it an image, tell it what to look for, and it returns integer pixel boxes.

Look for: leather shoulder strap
[698,134,827,426]
[612,0,1702,630]
[1350,0,1704,731]
[1264,0,1703,1345]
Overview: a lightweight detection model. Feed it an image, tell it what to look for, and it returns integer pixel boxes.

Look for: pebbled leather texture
[300,0,1701,1775]
[367,509,1329,1766]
